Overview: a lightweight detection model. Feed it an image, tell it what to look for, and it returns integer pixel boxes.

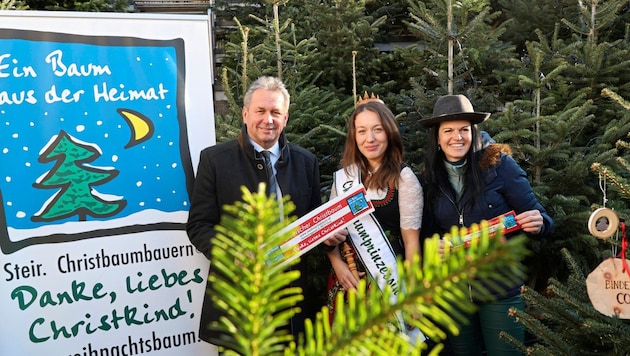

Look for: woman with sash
[324,97,423,336]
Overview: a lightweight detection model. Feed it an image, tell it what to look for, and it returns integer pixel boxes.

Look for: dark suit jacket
[186,125,321,347]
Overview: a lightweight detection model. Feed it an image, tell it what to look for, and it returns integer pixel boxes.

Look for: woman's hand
[323,229,348,247]
[327,243,364,291]
[516,210,544,234]
[334,264,363,291]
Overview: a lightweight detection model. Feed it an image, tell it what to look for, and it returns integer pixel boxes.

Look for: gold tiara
[355,91,384,107]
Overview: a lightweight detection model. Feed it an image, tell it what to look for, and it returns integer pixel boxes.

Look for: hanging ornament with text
[586,175,630,318]
[587,221,630,319]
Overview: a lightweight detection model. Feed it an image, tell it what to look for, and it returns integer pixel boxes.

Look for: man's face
[242,89,288,149]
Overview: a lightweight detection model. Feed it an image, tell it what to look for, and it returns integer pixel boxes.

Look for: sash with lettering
[334,165,425,343]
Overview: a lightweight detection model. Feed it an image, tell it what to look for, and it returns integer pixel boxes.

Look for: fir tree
[494,0,580,51]
[505,90,630,355]
[488,37,602,288]
[397,0,517,173]
[283,0,387,94]
[510,249,630,355]
[556,0,630,147]
[498,0,630,286]
[403,0,515,98]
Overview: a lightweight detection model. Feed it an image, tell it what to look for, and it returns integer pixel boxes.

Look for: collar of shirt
[250,139,281,165]
[444,159,466,201]
[249,139,283,202]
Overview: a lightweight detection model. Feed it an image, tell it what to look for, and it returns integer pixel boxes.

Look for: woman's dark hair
[342,101,403,190]
[422,122,484,207]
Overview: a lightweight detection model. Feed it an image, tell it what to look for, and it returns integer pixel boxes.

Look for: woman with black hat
[419,94,553,355]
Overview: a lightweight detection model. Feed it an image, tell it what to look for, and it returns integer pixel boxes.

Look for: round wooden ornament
[588,208,619,239]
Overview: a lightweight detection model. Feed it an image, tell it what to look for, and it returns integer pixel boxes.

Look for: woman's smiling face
[354,110,388,168]
[437,119,472,162]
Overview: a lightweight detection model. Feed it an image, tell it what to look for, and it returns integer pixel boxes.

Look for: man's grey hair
[243,76,290,111]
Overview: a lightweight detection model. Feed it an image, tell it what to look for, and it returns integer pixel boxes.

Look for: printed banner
[1,10,216,356]
[444,210,521,248]
[266,184,374,266]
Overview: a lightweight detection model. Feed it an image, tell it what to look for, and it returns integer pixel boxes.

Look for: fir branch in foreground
[208,187,529,356]
[294,220,530,356]
[209,184,301,356]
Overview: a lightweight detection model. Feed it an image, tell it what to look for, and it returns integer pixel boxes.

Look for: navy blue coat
[186,125,321,346]
[421,144,553,299]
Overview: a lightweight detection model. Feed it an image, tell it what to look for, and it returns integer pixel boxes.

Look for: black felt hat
[419,95,490,127]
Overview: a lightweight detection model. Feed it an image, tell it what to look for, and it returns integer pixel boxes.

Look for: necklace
[368,165,380,176]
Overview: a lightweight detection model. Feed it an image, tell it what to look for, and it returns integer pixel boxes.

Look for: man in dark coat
[187,76,340,349]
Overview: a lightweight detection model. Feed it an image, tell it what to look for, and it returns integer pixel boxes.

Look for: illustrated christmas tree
[32,130,126,222]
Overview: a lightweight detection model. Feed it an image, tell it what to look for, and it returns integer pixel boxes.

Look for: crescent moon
[117,108,155,148]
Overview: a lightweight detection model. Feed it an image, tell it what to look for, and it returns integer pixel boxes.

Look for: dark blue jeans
[447,294,525,356]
